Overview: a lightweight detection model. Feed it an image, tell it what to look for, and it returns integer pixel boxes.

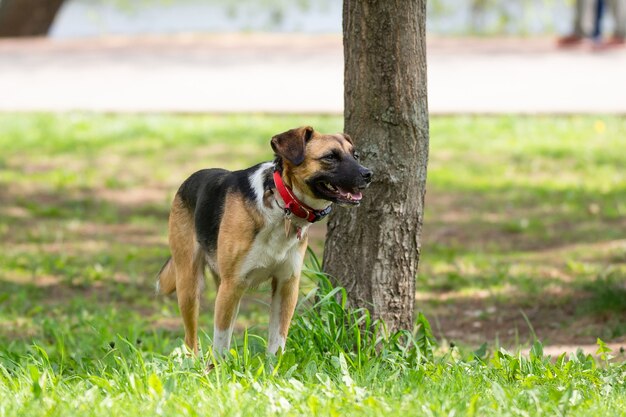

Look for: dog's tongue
[337,187,363,202]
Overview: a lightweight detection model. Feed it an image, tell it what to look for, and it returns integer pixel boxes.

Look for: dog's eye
[353,152,360,161]
[321,153,339,162]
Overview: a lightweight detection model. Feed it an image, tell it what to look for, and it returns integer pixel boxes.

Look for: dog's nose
[361,168,373,184]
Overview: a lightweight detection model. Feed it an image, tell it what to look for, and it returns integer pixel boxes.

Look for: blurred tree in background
[0,0,64,36]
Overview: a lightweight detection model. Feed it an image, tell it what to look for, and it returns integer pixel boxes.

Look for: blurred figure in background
[604,0,626,45]
[558,0,625,47]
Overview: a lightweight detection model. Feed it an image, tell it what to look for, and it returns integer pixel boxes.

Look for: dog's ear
[271,126,314,165]
[341,133,354,145]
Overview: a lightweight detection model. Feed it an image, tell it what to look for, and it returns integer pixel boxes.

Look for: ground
[0,113,624,357]
[2,35,626,113]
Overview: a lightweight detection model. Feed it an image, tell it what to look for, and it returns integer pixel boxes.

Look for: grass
[0,113,625,416]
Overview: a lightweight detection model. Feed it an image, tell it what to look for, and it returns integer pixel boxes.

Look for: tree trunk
[323,0,429,333]
[0,0,65,37]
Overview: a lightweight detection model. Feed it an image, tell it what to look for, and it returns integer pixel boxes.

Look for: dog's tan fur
[274,240,307,337]
[213,193,258,336]
[164,195,205,351]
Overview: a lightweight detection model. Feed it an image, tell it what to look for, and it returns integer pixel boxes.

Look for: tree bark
[0,0,65,37]
[323,0,429,333]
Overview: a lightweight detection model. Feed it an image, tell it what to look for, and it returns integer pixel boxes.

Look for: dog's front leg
[268,275,300,354]
[213,280,244,356]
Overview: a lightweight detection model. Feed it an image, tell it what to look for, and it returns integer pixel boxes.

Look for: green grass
[0,113,625,416]
[0,263,624,417]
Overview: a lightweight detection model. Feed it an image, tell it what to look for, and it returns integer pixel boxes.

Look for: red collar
[273,170,332,223]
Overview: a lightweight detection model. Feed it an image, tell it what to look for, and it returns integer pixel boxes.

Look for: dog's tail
[156,257,177,295]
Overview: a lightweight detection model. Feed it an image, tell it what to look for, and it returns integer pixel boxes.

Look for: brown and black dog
[157,126,372,355]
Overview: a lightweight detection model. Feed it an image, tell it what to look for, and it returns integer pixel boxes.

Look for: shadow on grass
[0,148,624,351]
[425,183,626,253]
[419,274,626,347]
[2,188,168,224]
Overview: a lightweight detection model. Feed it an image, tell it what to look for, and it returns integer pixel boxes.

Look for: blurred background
[20,0,616,37]
[0,0,624,357]
[1,0,626,113]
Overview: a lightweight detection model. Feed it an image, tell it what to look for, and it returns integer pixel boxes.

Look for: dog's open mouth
[316,181,363,205]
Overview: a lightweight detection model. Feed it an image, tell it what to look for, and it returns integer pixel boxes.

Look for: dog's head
[271,126,372,207]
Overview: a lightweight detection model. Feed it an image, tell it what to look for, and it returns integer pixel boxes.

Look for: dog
[156,126,372,356]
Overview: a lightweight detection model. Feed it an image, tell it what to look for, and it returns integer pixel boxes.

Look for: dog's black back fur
[176,163,273,254]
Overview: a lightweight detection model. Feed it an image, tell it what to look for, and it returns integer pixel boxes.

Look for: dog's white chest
[239,221,306,286]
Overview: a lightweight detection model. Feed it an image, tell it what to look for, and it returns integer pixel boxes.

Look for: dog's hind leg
[168,195,205,354]
[175,255,205,355]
